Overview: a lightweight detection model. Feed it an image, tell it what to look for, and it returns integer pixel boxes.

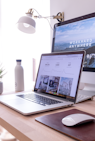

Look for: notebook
[0,51,85,115]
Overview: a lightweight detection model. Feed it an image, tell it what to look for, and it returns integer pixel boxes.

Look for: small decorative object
[0,64,6,94]
[15,60,24,92]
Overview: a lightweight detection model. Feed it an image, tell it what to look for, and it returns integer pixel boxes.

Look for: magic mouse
[62,113,95,126]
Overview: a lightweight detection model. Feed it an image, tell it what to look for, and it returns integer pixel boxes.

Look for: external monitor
[52,12,95,86]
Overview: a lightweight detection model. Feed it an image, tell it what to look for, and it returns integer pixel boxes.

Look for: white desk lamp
[17,8,64,34]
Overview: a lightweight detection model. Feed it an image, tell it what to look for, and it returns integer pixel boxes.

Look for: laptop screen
[34,51,85,102]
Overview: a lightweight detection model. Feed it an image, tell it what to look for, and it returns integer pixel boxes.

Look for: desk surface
[0,96,95,141]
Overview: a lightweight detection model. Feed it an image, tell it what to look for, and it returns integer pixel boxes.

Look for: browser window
[35,54,83,98]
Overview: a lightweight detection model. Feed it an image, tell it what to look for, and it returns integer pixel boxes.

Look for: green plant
[0,64,6,78]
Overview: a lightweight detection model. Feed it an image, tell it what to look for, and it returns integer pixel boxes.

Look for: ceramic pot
[0,81,3,94]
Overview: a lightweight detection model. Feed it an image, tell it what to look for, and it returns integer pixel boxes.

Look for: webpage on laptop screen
[35,54,83,98]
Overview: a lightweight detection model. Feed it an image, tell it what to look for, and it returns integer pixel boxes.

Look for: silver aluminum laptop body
[0,51,85,115]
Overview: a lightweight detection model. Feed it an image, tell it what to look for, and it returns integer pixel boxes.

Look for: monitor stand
[79,82,95,91]
[79,82,95,100]
[79,82,85,90]
[79,71,95,92]
[83,83,95,91]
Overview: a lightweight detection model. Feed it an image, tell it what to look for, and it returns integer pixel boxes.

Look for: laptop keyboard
[17,94,62,106]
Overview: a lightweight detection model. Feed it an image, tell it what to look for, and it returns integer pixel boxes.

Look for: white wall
[50,0,95,46]
[0,0,2,61]
[50,0,95,88]
[50,0,95,30]
[0,0,1,29]
[1,0,50,92]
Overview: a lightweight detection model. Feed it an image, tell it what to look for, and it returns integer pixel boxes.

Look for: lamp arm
[26,8,64,22]
[25,8,64,30]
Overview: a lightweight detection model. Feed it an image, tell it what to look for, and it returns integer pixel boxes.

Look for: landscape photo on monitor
[54,17,95,68]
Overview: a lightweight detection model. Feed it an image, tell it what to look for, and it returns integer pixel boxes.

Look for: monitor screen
[52,12,95,72]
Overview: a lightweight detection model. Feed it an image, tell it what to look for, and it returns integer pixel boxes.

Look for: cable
[45,18,53,30]
[32,8,53,30]
[32,8,53,19]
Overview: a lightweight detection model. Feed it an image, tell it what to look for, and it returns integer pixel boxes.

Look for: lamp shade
[17,15,36,34]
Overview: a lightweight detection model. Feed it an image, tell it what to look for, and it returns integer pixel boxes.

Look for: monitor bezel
[51,12,95,72]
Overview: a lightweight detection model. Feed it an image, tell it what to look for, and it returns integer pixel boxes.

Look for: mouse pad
[35,109,95,141]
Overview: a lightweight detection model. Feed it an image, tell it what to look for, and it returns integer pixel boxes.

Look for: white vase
[0,81,3,94]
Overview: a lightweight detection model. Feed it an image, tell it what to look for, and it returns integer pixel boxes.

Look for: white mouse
[62,113,95,126]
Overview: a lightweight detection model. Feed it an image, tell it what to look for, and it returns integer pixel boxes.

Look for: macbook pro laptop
[0,51,86,115]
